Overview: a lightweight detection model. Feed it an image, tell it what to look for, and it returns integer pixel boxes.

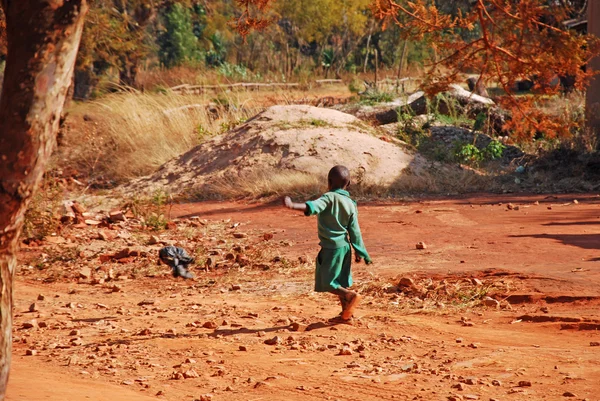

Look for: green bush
[158,4,201,67]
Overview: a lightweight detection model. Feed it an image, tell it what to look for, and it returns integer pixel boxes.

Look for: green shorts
[314,244,352,292]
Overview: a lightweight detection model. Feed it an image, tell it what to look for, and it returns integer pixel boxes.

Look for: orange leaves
[372,0,600,141]
[231,0,273,38]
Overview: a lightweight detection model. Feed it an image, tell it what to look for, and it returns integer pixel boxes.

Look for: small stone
[337,347,353,356]
[491,379,501,386]
[79,267,92,279]
[263,233,274,241]
[540,306,549,313]
[289,322,306,332]
[456,338,463,343]
[482,296,500,308]
[137,299,156,306]
[573,199,579,204]
[69,330,80,336]
[202,321,217,329]
[183,369,199,379]
[590,341,600,347]
[22,320,38,329]
[230,284,241,291]
[239,345,248,351]
[233,232,247,239]
[447,396,462,401]
[28,303,38,313]
[464,395,479,400]
[468,343,478,348]
[264,336,281,346]
[109,210,126,222]
[416,241,427,250]
[121,380,134,386]
[518,380,532,387]
[562,392,576,397]
[196,395,212,401]
[37,294,45,301]
[452,383,465,391]
[25,349,37,356]
[148,235,159,245]
[464,377,477,385]
[398,277,416,287]
[471,278,483,286]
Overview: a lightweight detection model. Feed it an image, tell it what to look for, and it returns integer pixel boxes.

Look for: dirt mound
[125,105,419,196]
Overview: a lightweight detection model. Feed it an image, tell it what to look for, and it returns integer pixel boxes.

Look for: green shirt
[305,189,371,262]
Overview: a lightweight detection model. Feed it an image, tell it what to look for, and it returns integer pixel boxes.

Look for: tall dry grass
[63,90,262,184]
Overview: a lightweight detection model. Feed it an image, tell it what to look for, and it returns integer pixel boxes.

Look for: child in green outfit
[283,165,372,322]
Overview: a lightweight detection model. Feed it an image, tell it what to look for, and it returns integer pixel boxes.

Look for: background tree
[587,1,600,141]
[158,3,201,67]
[0,1,89,398]
[373,0,600,140]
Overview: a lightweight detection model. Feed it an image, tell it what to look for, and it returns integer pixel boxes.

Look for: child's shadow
[208,321,348,338]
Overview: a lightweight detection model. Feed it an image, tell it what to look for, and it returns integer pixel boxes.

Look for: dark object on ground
[159,246,195,279]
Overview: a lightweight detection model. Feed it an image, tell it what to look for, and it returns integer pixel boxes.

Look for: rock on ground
[123,105,419,196]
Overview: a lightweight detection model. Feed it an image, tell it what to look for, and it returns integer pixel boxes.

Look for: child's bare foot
[328,315,353,324]
[341,292,361,320]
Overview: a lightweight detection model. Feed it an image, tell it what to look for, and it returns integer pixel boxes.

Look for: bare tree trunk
[363,34,371,73]
[0,1,88,397]
[587,1,600,143]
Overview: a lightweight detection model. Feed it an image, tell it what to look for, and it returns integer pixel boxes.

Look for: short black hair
[328,165,351,190]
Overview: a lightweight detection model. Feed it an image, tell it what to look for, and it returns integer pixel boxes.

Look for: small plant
[455,143,483,165]
[309,118,327,127]
[127,189,173,231]
[454,140,505,166]
[217,62,248,79]
[359,90,395,105]
[483,140,505,160]
[348,77,364,94]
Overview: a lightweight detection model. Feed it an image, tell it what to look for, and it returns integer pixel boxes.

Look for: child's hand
[283,196,293,209]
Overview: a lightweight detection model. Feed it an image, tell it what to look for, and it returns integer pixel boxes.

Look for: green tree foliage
[158,3,200,67]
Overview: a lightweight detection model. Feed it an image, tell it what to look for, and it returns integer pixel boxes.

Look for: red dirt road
[173,193,600,297]
[8,193,600,401]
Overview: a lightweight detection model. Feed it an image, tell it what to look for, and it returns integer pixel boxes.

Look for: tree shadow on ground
[511,233,600,250]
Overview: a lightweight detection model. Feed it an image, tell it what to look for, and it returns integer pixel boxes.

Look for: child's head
[328,165,351,190]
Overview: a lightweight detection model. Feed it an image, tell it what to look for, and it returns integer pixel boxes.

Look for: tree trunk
[0,1,88,398]
[587,1,600,142]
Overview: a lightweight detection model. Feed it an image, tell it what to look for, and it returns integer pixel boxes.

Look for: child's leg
[333,288,350,312]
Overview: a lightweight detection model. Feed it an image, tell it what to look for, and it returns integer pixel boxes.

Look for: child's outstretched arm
[284,194,332,216]
[283,196,307,212]
[348,213,372,264]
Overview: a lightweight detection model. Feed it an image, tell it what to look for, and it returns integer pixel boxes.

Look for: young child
[283,165,372,322]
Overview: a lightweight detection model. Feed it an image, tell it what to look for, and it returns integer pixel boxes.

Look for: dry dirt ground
[8,193,600,401]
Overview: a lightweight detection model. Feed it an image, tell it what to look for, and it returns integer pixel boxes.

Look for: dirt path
[8,194,600,401]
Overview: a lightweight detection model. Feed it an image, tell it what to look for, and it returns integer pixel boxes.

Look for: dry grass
[204,169,326,200]
[391,167,498,194]
[197,163,499,202]
[63,90,262,184]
